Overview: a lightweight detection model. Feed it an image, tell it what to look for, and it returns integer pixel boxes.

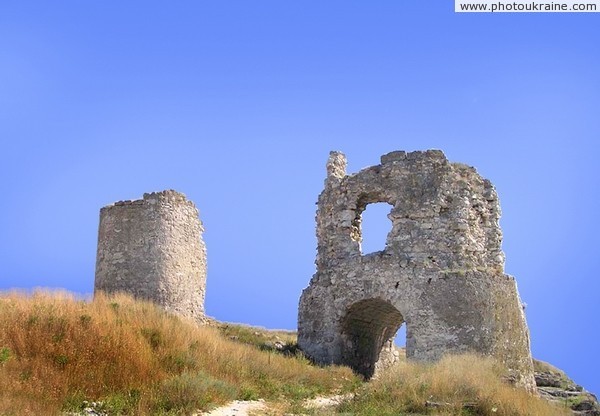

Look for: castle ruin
[92,152,536,391]
[94,190,207,323]
[297,150,535,390]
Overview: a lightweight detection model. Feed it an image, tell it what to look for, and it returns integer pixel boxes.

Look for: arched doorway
[340,298,404,379]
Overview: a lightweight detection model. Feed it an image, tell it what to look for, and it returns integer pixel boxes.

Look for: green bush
[141,328,163,350]
[153,372,237,414]
[0,347,10,364]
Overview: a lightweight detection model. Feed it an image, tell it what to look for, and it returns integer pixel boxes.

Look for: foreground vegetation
[0,291,570,415]
[0,291,356,415]
[320,355,570,416]
[266,356,570,416]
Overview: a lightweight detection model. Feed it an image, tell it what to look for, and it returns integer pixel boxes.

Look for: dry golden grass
[327,354,571,416]
[0,290,357,415]
[533,358,568,377]
[0,290,572,416]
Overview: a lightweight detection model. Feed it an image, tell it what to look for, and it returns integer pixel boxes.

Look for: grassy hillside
[313,354,570,416]
[0,291,570,415]
[0,291,356,415]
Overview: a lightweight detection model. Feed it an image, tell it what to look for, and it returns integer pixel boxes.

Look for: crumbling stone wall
[95,190,206,322]
[298,150,535,390]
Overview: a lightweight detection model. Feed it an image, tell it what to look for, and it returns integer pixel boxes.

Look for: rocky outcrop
[535,360,600,415]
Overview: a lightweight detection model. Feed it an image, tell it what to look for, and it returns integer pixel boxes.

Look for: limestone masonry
[297,150,536,390]
[92,152,536,392]
[94,190,206,323]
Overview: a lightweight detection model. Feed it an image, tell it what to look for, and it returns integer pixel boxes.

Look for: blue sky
[1,1,599,394]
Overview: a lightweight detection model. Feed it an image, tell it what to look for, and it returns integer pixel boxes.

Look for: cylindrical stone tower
[94,190,206,322]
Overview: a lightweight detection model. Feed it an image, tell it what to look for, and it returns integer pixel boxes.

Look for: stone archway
[340,298,403,379]
[297,150,536,391]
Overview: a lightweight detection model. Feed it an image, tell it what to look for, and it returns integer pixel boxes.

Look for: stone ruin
[94,190,206,323]
[297,150,536,390]
[93,151,535,391]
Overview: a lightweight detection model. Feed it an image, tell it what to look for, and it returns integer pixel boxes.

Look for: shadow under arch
[340,298,404,379]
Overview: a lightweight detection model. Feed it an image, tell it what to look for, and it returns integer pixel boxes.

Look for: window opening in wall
[360,202,394,255]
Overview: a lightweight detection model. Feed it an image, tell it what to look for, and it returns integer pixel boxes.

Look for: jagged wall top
[102,190,198,210]
[316,149,505,274]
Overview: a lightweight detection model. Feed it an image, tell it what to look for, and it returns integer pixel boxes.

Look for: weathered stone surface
[298,150,535,391]
[94,190,206,323]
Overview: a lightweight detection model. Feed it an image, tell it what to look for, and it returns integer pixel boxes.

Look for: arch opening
[340,298,404,379]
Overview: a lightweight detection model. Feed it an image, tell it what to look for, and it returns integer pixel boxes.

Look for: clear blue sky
[1,1,599,394]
